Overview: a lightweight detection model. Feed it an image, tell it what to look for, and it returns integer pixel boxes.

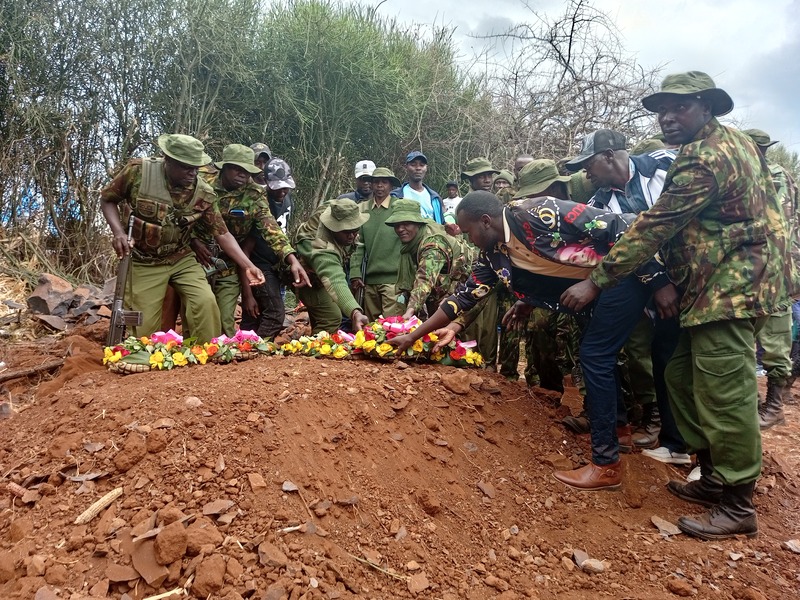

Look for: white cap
[354,160,376,179]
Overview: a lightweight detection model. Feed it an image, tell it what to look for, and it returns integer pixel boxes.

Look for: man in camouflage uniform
[745,128,800,428]
[384,199,474,319]
[191,144,309,336]
[100,134,266,343]
[562,72,790,539]
[461,158,502,367]
[499,160,581,389]
[294,199,370,333]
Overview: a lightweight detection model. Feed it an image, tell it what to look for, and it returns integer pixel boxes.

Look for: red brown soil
[0,327,799,600]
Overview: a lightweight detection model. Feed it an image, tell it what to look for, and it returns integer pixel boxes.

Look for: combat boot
[759,377,788,429]
[677,481,758,540]
[666,449,722,507]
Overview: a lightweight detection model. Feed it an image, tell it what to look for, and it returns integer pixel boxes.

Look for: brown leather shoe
[617,425,633,454]
[553,461,622,491]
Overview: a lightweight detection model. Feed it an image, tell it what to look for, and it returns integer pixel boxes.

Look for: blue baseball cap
[406,150,428,164]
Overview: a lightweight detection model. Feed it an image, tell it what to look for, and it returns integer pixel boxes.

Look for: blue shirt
[401,184,434,220]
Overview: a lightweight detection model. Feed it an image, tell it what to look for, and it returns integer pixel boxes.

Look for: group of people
[101,70,797,541]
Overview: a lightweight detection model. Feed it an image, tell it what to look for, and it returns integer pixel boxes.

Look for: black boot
[666,449,722,507]
[562,410,590,434]
[677,481,758,540]
[759,377,788,429]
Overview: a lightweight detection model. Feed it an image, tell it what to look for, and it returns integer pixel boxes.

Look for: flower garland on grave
[102,317,483,374]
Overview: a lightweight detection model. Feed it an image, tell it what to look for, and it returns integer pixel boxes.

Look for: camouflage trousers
[498,299,580,390]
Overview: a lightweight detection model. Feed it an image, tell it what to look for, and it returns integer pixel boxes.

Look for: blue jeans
[580,275,652,465]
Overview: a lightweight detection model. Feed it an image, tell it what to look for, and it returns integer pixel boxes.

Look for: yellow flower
[139,337,151,345]
[196,350,208,364]
[353,330,365,348]
[332,346,348,359]
[431,350,444,362]
[428,333,438,342]
[412,339,424,353]
[363,340,377,352]
[376,342,394,357]
[172,352,188,367]
[149,350,165,369]
[103,347,123,364]
[165,340,178,351]
[319,344,332,356]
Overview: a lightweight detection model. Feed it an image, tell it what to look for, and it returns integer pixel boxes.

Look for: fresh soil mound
[0,337,798,599]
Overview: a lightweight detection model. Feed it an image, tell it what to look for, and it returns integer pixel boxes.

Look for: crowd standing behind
[101,70,798,542]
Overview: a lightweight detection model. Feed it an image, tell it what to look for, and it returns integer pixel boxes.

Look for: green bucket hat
[384,199,428,226]
[494,169,515,185]
[320,199,370,232]
[743,128,778,148]
[513,159,571,199]
[214,144,263,174]
[461,157,500,180]
[157,134,211,167]
[631,138,666,155]
[369,167,401,187]
[642,71,733,116]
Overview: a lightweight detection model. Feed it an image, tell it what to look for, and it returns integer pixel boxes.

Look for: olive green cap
[513,159,571,199]
[743,128,778,148]
[320,199,370,232]
[157,134,211,167]
[642,71,733,116]
[631,138,666,155]
[494,169,515,185]
[369,167,401,187]
[461,157,500,180]
[385,199,429,226]
[214,144,263,174]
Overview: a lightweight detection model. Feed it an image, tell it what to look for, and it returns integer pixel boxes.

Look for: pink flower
[336,330,355,343]
[150,329,183,345]
[234,329,261,343]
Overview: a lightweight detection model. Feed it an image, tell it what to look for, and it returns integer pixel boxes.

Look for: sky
[353,0,800,150]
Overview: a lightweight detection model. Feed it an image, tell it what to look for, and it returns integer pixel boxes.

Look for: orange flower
[239,341,252,352]
[205,343,219,357]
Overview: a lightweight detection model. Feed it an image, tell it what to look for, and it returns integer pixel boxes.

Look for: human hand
[351,309,369,332]
[242,293,259,318]
[431,324,461,352]
[445,223,461,236]
[350,278,365,292]
[501,301,533,331]
[387,333,414,353]
[244,266,265,286]
[190,238,213,267]
[112,232,132,258]
[289,257,311,288]
[560,279,600,312]
[653,283,680,320]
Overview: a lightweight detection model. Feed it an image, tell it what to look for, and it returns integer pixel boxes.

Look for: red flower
[332,333,344,344]
[450,345,467,360]
[385,331,397,340]
[239,341,253,352]
[364,330,376,341]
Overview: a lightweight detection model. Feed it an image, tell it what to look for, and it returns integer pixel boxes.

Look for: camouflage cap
[461,157,500,180]
[631,138,666,155]
[250,142,272,160]
[565,129,627,172]
[493,169,515,185]
[642,71,733,116]
[266,158,296,190]
[369,167,401,187]
[320,199,370,232]
[513,159,571,199]
[214,144,262,174]
[157,134,211,167]
[384,199,429,226]
[743,128,778,148]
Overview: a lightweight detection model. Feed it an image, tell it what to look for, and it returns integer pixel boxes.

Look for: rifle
[106,215,143,346]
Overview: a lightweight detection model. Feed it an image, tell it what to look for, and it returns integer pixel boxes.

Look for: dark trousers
[580,275,652,465]
[651,314,685,453]
[240,263,284,339]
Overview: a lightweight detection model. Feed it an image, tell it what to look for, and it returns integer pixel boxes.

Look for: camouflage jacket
[400,223,476,316]
[440,197,638,320]
[590,119,790,327]
[194,173,294,263]
[100,158,227,264]
[771,163,800,298]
